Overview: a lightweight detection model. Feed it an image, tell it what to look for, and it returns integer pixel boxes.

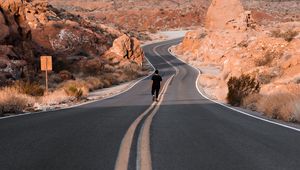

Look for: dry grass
[243,91,300,122]
[242,93,262,111]
[257,93,299,122]
[39,89,71,106]
[0,63,145,115]
[0,87,34,115]
[271,29,299,42]
[13,81,44,96]
[60,80,89,99]
[84,77,105,91]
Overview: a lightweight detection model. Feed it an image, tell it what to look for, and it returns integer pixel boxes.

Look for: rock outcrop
[107,34,144,66]
[0,0,144,86]
[174,0,300,102]
[205,0,244,30]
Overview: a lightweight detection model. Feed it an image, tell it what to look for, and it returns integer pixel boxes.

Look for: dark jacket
[152,74,162,89]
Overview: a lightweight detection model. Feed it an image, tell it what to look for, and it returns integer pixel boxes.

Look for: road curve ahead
[1,39,300,170]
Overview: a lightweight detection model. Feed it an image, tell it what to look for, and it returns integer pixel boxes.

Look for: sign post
[40,56,52,95]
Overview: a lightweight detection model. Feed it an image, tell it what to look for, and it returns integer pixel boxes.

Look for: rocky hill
[48,0,209,34]
[173,0,300,121]
[48,0,300,35]
[0,0,144,87]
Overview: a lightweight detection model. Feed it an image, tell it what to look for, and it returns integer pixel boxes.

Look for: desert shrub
[84,77,104,91]
[255,51,274,66]
[257,93,299,122]
[271,29,299,42]
[101,79,112,88]
[81,59,103,75]
[282,30,299,42]
[122,63,141,80]
[106,73,118,85]
[227,74,260,106]
[13,81,44,96]
[257,73,273,84]
[64,85,83,100]
[103,64,115,73]
[270,29,281,37]
[242,93,262,111]
[0,87,34,115]
[61,80,89,99]
[149,28,157,34]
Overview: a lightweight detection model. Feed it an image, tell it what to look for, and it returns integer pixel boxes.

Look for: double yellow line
[114,75,174,170]
[115,41,179,170]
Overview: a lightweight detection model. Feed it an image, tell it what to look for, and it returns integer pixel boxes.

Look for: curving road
[1,39,300,170]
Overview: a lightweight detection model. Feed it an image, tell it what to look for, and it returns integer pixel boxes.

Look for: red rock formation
[206,0,244,30]
[107,35,144,66]
[174,0,300,102]
[0,0,144,86]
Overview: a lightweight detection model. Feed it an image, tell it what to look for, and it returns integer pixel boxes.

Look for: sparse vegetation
[80,58,103,75]
[242,85,300,122]
[61,80,89,100]
[242,93,262,111]
[255,51,274,67]
[39,89,71,106]
[257,73,273,84]
[257,93,299,122]
[271,29,299,42]
[227,74,260,106]
[84,77,104,91]
[13,81,44,96]
[0,87,34,115]
[65,85,84,100]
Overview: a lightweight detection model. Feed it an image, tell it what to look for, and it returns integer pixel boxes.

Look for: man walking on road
[151,70,162,102]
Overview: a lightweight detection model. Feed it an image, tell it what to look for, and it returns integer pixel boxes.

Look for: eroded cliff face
[174,0,300,102]
[205,0,244,30]
[0,0,144,86]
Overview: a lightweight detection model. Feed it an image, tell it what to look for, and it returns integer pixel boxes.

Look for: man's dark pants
[152,86,160,99]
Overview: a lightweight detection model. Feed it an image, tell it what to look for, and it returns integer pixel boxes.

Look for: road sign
[40,56,52,95]
[40,56,52,71]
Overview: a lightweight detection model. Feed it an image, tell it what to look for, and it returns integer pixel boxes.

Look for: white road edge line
[167,46,300,132]
[114,40,177,170]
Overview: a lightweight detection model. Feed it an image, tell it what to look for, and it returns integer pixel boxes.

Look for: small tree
[227,74,260,106]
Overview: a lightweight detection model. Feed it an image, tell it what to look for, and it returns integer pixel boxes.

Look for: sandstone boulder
[205,0,244,30]
[108,34,144,66]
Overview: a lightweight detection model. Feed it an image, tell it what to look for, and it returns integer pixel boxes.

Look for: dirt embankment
[172,0,300,122]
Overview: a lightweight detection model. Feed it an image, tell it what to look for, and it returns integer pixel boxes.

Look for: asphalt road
[1,39,300,170]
